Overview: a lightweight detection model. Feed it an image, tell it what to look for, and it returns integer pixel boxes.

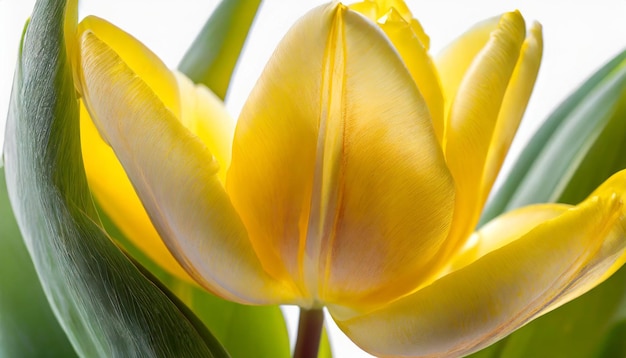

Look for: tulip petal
[444,203,568,275]
[482,22,543,211]
[226,3,454,308]
[333,171,626,357]
[79,18,236,283]
[351,0,445,143]
[80,16,236,175]
[175,73,236,182]
[78,27,296,304]
[441,12,527,259]
[76,16,180,118]
[435,15,499,117]
[80,102,193,283]
[378,15,444,144]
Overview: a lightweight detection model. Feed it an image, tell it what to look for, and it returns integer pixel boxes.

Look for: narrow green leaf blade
[3,0,229,356]
[0,167,77,358]
[178,0,261,99]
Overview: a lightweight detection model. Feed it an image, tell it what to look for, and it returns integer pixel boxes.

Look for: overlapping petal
[333,170,626,357]
[350,0,445,144]
[80,102,193,282]
[78,18,236,283]
[481,21,543,213]
[76,24,298,304]
[175,73,236,183]
[435,15,499,116]
[226,3,455,309]
[440,12,540,261]
[444,203,568,273]
[76,16,181,119]
[443,10,525,216]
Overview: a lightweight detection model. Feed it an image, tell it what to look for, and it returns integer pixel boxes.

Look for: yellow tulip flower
[74,0,626,356]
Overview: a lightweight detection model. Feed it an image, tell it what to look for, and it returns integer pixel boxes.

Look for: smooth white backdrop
[2,1,626,357]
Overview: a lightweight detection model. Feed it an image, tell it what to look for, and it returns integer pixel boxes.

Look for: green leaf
[0,167,77,357]
[471,48,626,358]
[0,18,75,358]
[99,204,291,358]
[178,0,262,99]
[2,0,229,356]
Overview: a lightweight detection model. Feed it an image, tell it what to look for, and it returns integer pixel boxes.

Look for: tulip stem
[294,308,324,358]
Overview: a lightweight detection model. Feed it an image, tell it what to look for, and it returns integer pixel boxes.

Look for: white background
[2,1,626,357]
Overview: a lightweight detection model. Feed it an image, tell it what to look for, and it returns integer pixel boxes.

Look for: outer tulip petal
[77,16,180,119]
[80,102,193,283]
[333,171,626,357]
[226,3,454,308]
[441,12,526,260]
[551,170,626,306]
[79,16,236,177]
[350,0,445,144]
[78,19,236,284]
[77,28,297,304]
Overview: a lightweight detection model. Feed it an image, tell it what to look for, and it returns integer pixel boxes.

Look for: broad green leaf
[98,206,292,358]
[471,48,626,358]
[2,0,228,356]
[0,18,75,358]
[178,0,262,99]
[0,167,77,357]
